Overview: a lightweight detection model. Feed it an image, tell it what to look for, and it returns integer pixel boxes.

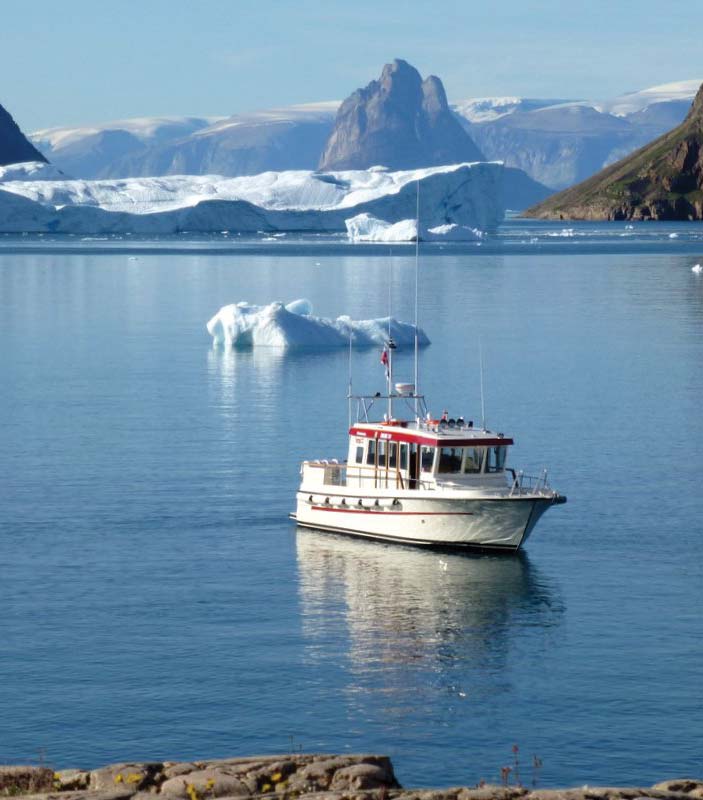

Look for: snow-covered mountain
[25,77,703,193]
[452,80,702,188]
[0,160,504,234]
[451,97,572,123]
[30,105,338,180]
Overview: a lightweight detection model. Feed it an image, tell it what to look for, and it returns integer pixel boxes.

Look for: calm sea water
[2,222,702,787]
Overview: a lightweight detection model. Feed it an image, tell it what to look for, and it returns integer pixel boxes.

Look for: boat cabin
[344,420,514,490]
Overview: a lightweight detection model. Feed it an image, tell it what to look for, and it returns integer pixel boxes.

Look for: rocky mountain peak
[0,103,47,167]
[318,59,483,171]
[686,81,703,123]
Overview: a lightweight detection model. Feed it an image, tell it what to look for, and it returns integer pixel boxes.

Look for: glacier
[207,299,431,350]
[0,161,504,234]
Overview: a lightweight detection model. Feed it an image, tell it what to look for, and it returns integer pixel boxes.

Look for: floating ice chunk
[206,299,430,350]
[426,223,484,241]
[345,214,485,242]
[692,263,702,274]
[345,214,418,242]
[669,232,679,239]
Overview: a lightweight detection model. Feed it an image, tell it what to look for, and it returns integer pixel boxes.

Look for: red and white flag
[380,348,389,367]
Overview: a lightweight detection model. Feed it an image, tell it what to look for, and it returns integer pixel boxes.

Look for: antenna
[479,340,486,430]
[388,248,392,341]
[413,180,420,418]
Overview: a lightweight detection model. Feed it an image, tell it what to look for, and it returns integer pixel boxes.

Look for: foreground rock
[1,758,701,800]
[525,82,703,220]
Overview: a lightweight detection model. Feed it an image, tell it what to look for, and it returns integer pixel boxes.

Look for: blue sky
[5,0,701,131]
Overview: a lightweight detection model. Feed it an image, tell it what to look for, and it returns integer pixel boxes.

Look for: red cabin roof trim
[349,426,513,448]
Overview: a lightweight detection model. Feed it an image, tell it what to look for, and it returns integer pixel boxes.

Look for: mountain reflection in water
[296,529,564,710]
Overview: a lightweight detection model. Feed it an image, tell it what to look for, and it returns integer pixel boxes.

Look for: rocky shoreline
[1,756,701,800]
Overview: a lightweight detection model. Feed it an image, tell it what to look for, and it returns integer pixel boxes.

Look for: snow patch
[206,299,430,350]
[0,162,68,182]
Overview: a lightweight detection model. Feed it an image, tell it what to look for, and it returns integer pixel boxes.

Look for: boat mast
[348,327,353,428]
[479,340,486,430]
[413,180,420,419]
[388,249,393,420]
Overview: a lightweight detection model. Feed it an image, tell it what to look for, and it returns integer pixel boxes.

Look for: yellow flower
[206,779,216,790]
[271,774,282,783]
[127,774,142,784]
[114,775,124,784]
[262,784,272,793]
[186,783,200,800]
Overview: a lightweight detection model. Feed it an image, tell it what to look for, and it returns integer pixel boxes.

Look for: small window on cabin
[399,443,409,471]
[462,447,483,473]
[421,446,435,472]
[366,440,376,465]
[378,440,387,467]
[355,446,364,464]
[486,446,507,473]
[438,447,462,473]
[388,442,398,468]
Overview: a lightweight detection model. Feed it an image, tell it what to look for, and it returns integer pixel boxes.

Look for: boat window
[462,447,484,473]
[366,440,376,465]
[378,440,387,468]
[438,447,462,473]
[399,443,409,471]
[486,446,507,473]
[355,446,364,464]
[421,446,435,473]
[388,442,398,468]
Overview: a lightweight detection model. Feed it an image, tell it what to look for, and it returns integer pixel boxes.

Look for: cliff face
[319,59,484,170]
[0,103,47,166]
[525,83,703,220]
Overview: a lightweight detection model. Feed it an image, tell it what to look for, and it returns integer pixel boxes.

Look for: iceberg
[207,299,431,350]
[0,160,504,234]
[345,213,485,242]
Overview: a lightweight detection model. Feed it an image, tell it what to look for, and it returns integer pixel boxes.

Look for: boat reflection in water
[296,528,563,707]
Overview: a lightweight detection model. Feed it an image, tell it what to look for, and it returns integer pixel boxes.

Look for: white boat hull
[293,490,561,550]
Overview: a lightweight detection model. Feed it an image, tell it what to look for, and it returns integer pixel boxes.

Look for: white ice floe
[0,160,504,234]
[669,233,679,239]
[345,213,485,242]
[345,214,418,242]
[692,263,702,274]
[206,299,431,350]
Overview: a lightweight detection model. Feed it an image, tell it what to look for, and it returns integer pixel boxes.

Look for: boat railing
[508,468,551,496]
[303,460,435,491]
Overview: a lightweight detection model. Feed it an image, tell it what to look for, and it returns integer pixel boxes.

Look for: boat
[291,189,566,552]
[291,384,565,550]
